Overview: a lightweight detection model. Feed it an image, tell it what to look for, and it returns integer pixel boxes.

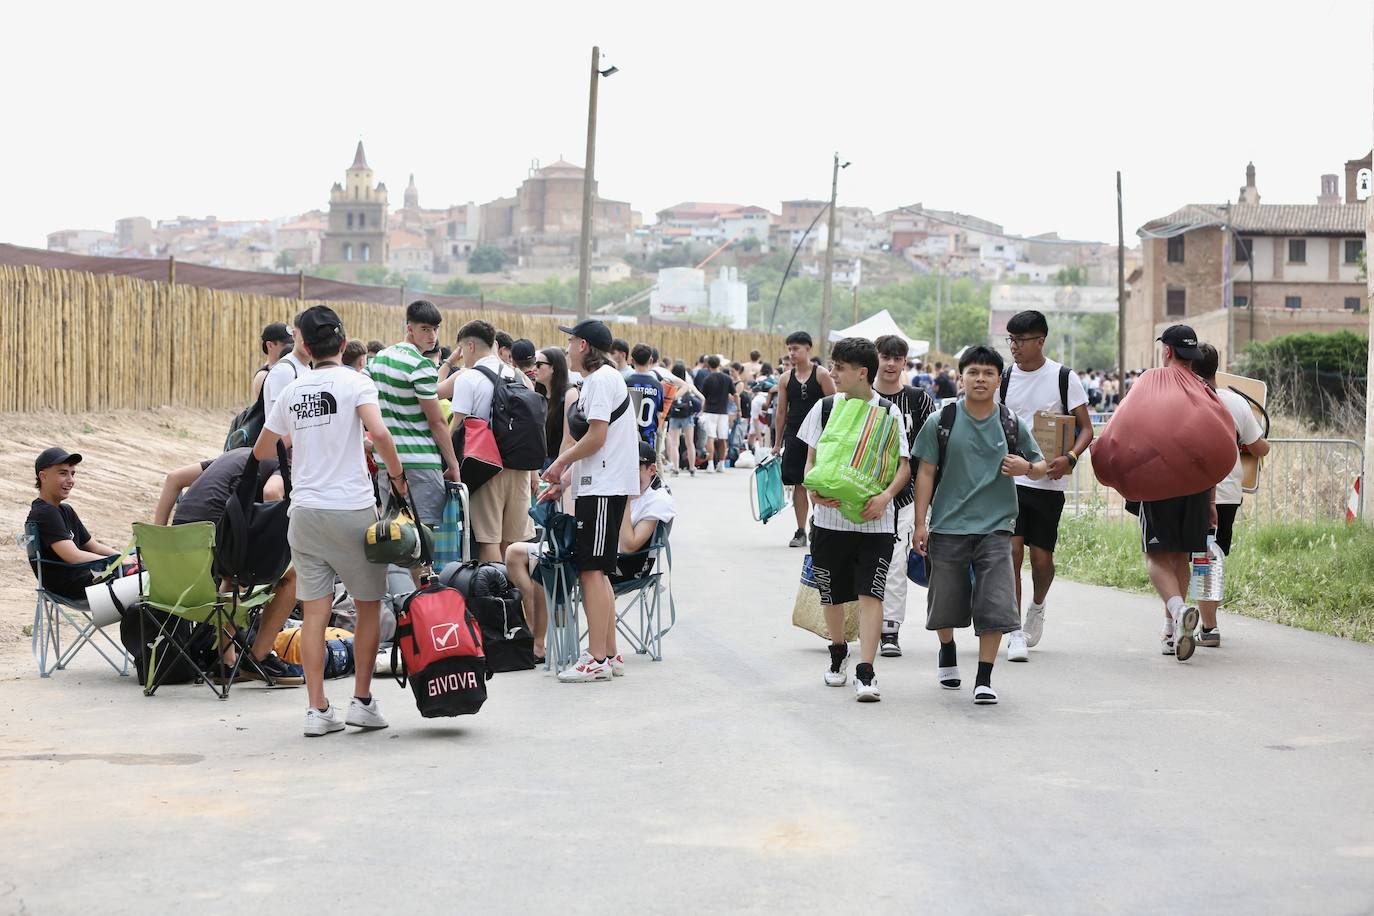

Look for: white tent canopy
[828,309,929,357]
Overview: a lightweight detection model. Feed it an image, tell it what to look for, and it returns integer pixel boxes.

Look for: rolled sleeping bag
[85,571,148,627]
[438,561,511,599]
[1091,365,1237,502]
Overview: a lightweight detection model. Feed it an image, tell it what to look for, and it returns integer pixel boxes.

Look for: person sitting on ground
[911,346,1047,706]
[152,447,302,685]
[26,448,119,602]
[342,339,369,372]
[508,441,674,666]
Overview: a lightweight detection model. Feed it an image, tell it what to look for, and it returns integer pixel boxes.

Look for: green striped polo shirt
[369,342,441,469]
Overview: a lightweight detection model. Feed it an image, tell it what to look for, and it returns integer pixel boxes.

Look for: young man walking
[1192,343,1268,648]
[799,337,911,702]
[442,319,536,562]
[997,310,1093,661]
[912,346,1046,705]
[369,300,461,528]
[872,335,936,658]
[698,355,735,472]
[1130,325,1216,662]
[773,331,837,546]
[542,319,641,683]
[255,306,408,737]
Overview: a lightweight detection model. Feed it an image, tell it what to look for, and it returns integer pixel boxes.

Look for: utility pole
[1364,17,1374,524]
[576,45,602,321]
[819,152,841,360]
[934,261,945,354]
[852,284,859,324]
[1116,171,1126,373]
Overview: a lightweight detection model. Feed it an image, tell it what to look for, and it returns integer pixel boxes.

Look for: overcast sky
[5,0,1370,249]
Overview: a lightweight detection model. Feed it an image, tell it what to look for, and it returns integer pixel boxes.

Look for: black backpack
[669,393,702,419]
[933,401,1026,492]
[224,361,296,452]
[214,442,293,595]
[473,365,547,471]
[438,561,536,673]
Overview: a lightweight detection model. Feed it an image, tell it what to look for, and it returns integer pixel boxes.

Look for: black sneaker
[880,630,902,657]
[241,651,305,687]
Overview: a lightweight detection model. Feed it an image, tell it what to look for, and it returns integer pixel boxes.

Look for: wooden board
[1215,370,1267,493]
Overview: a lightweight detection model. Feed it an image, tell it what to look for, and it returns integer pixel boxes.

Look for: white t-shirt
[1215,388,1264,505]
[265,366,378,512]
[750,392,768,422]
[998,358,1088,492]
[630,485,677,528]
[574,364,640,497]
[263,350,309,416]
[450,354,514,422]
[797,391,911,534]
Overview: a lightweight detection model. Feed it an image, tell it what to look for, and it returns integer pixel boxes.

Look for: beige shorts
[471,467,535,545]
[287,505,387,602]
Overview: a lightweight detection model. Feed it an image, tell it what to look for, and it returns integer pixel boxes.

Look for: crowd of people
[25,301,1264,730]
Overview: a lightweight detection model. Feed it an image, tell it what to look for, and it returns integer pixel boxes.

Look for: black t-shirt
[27,499,97,600]
[876,385,936,509]
[934,373,957,399]
[693,367,711,390]
[173,447,280,525]
[701,371,733,414]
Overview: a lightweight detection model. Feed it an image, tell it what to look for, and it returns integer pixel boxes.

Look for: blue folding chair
[613,519,676,661]
[19,523,130,677]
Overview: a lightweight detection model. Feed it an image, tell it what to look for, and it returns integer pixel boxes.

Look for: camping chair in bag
[612,519,676,661]
[529,501,584,673]
[20,523,130,678]
[131,521,273,699]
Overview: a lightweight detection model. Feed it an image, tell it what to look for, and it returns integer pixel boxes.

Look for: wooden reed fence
[0,264,784,414]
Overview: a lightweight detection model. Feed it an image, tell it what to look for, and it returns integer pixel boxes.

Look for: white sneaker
[1160,625,1176,655]
[609,654,625,677]
[1173,605,1199,662]
[824,648,850,687]
[303,703,345,737]
[345,696,389,730]
[1006,630,1029,662]
[854,672,881,702]
[558,650,613,683]
[1023,603,1045,647]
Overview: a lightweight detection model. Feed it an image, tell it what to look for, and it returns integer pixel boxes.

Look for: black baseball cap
[638,441,657,465]
[511,338,537,363]
[558,319,614,352]
[297,305,345,349]
[1158,324,1204,360]
[35,447,82,473]
[260,322,292,354]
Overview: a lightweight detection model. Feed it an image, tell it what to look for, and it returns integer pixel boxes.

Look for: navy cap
[557,319,614,352]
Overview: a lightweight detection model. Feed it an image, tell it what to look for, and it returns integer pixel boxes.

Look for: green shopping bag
[802,395,903,524]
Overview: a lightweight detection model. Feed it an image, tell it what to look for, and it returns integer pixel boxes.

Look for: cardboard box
[1032,411,1075,461]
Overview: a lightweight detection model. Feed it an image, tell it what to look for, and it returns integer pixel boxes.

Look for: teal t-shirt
[913,401,1043,535]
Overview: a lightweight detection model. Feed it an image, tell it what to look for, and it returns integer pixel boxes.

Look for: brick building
[321,142,389,280]
[1127,160,1368,369]
[479,159,636,268]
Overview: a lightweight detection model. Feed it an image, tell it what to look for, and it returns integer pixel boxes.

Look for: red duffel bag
[1092,365,1237,501]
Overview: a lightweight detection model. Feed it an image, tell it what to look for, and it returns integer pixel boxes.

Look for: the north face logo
[290,390,338,427]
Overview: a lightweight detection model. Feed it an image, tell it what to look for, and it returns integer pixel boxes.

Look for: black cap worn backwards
[557,319,614,352]
[35,446,82,473]
[1157,324,1204,361]
[510,338,537,363]
[260,321,292,354]
[297,305,345,349]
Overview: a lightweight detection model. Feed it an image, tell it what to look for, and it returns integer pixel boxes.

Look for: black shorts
[1214,503,1240,555]
[810,526,895,605]
[574,495,627,574]
[780,433,808,486]
[1012,486,1066,552]
[1137,490,1211,554]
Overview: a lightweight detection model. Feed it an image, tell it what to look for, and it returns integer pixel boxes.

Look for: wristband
[1066,450,1079,466]
[388,471,407,481]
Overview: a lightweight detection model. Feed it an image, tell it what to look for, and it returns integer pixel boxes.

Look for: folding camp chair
[613,520,676,661]
[130,521,273,699]
[534,522,585,674]
[20,523,130,678]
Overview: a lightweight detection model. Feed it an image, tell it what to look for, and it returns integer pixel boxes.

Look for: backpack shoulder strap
[999,403,1021,457]
[819,394,837,430]
[472,364,503,387]
[1000,367,1012,404]
[933,401,959,492]
[1058,365,1071,415]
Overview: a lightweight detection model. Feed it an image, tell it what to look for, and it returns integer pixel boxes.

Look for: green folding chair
[130,521,273,699]
[20,523,130,678]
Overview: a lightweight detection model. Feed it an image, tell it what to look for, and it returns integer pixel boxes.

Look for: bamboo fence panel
[0,264,784,414]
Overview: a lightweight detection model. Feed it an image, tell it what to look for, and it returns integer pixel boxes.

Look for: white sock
[1028,600,1045,612]
[1165,596,1185,619]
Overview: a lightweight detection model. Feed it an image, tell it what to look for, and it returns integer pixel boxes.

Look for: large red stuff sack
[1092,365,1237,502]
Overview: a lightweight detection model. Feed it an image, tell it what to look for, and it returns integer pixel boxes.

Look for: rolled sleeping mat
[84,571,148,627]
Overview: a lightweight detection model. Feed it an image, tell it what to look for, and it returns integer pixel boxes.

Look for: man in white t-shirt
[1193,344,1269,648]
[263,329,310,415]
[255,305,408,739]
[440,319,535,562]
[540,319,640,683]
[997,310,1094,661]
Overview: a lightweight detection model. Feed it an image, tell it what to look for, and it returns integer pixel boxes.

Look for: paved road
[3,469,1373,914]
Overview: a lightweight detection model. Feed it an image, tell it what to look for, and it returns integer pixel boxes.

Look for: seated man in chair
[153,447,303,686]
[507,441,676,667]
[27,447,120,601]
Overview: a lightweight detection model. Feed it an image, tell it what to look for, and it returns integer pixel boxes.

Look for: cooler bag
[750,454,786,524]
[391,583,489,717]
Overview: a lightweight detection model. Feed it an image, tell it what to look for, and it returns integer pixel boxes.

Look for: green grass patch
[1053,516,1374,643]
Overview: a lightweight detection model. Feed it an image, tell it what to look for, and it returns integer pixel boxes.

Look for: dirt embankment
[1,409,230,676]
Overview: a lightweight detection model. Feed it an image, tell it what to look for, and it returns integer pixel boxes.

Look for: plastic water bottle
[1188,535,1224,603]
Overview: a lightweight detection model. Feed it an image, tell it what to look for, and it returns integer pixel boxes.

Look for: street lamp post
[577,46,617,321]
[819,153,848,360]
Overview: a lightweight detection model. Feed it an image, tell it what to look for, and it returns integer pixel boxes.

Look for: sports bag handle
[390,477,435,581]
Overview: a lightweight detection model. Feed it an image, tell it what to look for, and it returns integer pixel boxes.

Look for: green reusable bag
[802,395,903,524]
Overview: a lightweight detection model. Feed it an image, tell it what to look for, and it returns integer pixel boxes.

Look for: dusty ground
[1,408,231,675]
